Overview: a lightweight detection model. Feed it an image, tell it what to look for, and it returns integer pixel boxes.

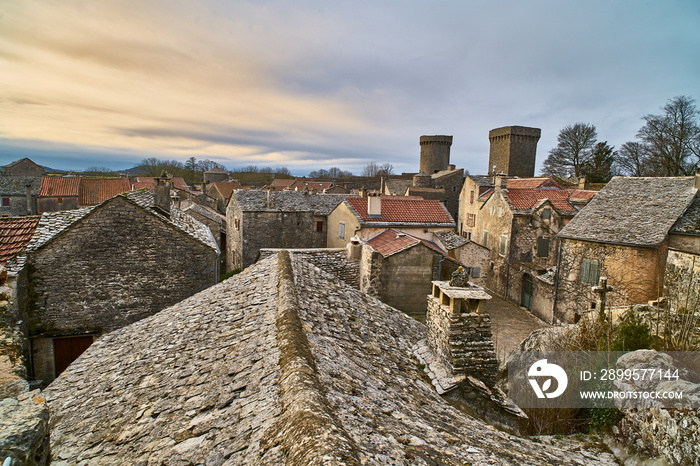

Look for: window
[470,190,475,204]
[467,213,475,227]
[581,258,599,285]
[470,267,480,278]
[316,221,324,232]
[498,206,503,217]
[234,218,240,230]
[1,198,9,207]
[499,235,508,256]
[536,237,550,257]
[339,222,346,239]
[482,230,488,247]
[542,208,551,220]
[57,197,63,204]
[489,206,495,215]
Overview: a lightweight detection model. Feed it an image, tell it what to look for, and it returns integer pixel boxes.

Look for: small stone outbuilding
[23,189,219,384]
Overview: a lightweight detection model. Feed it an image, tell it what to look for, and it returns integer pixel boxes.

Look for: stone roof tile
[433,230,469,250]
[671,195,700,235]
[233,190,347,215]
[44,252,615,465]
[558,176,697,246]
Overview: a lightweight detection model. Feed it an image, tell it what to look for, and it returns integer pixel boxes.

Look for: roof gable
[0,176,43,196]
[559,176,697,246]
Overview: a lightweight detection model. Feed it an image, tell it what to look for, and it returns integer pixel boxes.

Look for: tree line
[542,96,700,183]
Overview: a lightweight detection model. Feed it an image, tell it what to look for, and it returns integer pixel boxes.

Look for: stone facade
[0,177,41,216]
[27,194,218,383]
[554,238,665,322]
[488,126,541,177]
[419,135,452,174]
[664,249,699,313]
[1,159,44,178]
[426,282,498,386]
[227,191,345,271]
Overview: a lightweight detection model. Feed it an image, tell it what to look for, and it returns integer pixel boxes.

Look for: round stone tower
[420,135,453,174]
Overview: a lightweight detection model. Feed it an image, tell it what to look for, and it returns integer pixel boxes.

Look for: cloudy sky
[1,0,698,175]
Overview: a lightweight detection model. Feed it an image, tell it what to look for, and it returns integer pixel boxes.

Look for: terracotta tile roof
[366,228,454,260]
[207,181,245,200]
[131,177,190,192]
[504,189,584,212]
[79,178,131,206]
[270,179,295,189]
[289,180,332,192]
[345,197,454,226]
[0,216,40,265]
[38,176,80,197]
[505,177,563,189]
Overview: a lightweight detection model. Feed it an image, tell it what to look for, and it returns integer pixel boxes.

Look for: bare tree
[541,123,597,178]
[616,141,652,177]
[637,95,700,176]
[361,161,380,177]
[377,163,395,176]
[196,159,227,172]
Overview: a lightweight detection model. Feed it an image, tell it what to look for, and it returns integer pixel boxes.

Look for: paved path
[481,294,550,362]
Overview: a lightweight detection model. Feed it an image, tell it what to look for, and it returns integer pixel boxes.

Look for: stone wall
[28,197,217,382]
[0,196,34,217]
[664,249,699,313]
[359,244,382,297]
[0,390,49,465]
[36,196,79,213]
[432,169,464,221]
[555,239,665,323]
[259,248,360,289]
[487,126,540,178]
[230,209,327,270]
[426,293,498,386]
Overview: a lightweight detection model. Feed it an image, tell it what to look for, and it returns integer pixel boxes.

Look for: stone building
[36,176,131,212]
[327,195,455,248]
[226,190,347,270]
[362,228,463,319]
[131,176,190,192]
[206,181,245,213]
[203,167,229,184]
[23,189,219,383]
[432,230,490,287]
[43,251,614,465]
[664,194,700,312]
[460,174,596,321]
[180,200,227,272]
[555,175,699,323]
[1,158,44,177]
[0,176,42,216]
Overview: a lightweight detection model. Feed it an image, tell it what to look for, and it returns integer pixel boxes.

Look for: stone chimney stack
[25,183,33,215]
[578,177,588,190]
[367,192,381,217]
[695,167,700,189]
[346,236,362,261]
[493,173,506,189]
[154,177,172,216]
[359,186,367,198]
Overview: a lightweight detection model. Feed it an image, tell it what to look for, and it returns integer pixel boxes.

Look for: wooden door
[521,274,534,309]
[53,335,94,377]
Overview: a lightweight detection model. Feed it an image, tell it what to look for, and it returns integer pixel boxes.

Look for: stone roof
[0,216,40,265]
[181,202,226,225]
[505,177,563,189]
[0,176,42,196]
[233,190,347,215]
[78,178,131,206]
[431,167,463,180]
[37,176,80,197]
[467,174,494,187]
[383,179,413,195]
[558,176,697,247]
[204,167,228,174]
[433,230,469,250]
[345,197,455,226]
[44,252,613,465]
[671,194,700,236]
[26,190,218,253]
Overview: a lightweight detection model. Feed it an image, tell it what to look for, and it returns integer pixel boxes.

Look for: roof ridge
[261,251,360,463]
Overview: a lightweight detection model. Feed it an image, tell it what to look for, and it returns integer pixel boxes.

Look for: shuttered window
[581,258,599,284]
[499,235,508,256]
[536,237,550,257]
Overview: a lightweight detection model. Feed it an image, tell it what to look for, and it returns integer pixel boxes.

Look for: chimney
[380,176,386,194]
[346,236,362,260]
[493,173,506,189]
[448,164,456,170]
[578,177,588,190]
[695,167,700,190]
[359,186,367,198]
[25,183,33,215]
[367,192,381,217]
[154,177,172,216]
[201,182,207,194]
